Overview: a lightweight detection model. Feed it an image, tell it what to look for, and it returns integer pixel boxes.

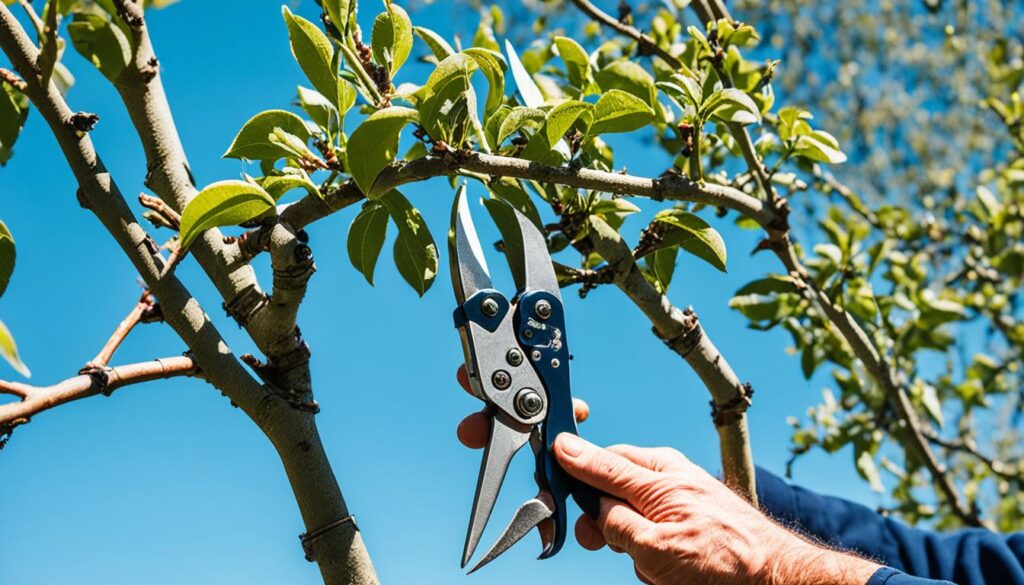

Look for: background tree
[0,0,1021,583]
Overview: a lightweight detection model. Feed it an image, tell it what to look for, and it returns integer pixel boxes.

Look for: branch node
[710,382,754,427]
[66,111,99,134]
[112,0,144,27]
[139,193,181,230]
[300,515,359,562]
[652,308,702,359]
[223,284,269,327]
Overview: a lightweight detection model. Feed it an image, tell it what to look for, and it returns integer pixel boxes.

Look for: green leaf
[654,210,727,271]
[283,6,337,106]
[0,220,13,298]
[463,48,507,117]
[260,171,320,201]
[178,181,276,250]
[522,100,593,161]
[647,245,678,294]
[553,35,590,89]
[297,85,339,132]
[223,110,311,162]
[487,178,543,230]
[594,60,658,115]
[0,84,27,164]
[416,54,479,148]
[855,449,884,493]
[380,190,438,295]
[372,3,413,75]
[702,88,761,125]
[413,26,456,60]
[347,201,390,285]
[496,106,545,145]
[794,130,847,164]
[345,106,418,198]
[0,318,30,378]
[67,12,132,82]
[590,89,654,135]
[729,293,785,323]
[658,73,703,110]
[734,275,798,296]
[323,0,353,37]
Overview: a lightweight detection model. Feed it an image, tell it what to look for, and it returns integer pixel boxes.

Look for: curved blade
[450,183,492,304]
[467,496,555,574]
[512,205,560,299]
[462,415,531,568]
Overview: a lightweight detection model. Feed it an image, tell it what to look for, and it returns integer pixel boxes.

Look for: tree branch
[82,289,161,371]
[0,8,377,582]
[281,150,776,231]
[0,355,198,432]
[587,217,758,502]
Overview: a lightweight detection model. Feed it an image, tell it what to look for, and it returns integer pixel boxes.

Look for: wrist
[759,530,880,585]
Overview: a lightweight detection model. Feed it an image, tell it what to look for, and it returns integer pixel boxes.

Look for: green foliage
[347,201,390,285]
[67,5,133,83]
[178,181,276,250]
[0,84,28,165]
[380,190,438,296]
[345,106,417,198]
[371,3,413,76]
[283,6,337,106]
[0,220,14,298]
[0,318,29,378]
[223,110,311,162]
[652,210,727,272]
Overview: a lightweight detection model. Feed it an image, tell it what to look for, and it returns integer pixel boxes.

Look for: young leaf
[701,88,761,125]
[223,110,311,161]
[297,85,339,132]
[794,130,847,164]
[522,100,593,161]
[654,210,727,272]
[553,35,590,89]
[0,318,30,378]
[647,245,678,294]
[347,201,390,285]
[380,190,438,296]
[371,3,413,75]
[463,48,507,117]
[323,0,353,37]
[496,106,545,145]
[0,84,26,164]
[345,106,418,198]
[413,26,456,60]
[260,172,320,201]
[178,181,276,250]
[590,89,654,135]
[283,7,337,105]
[594,60,658,113]
[0,220,13,298]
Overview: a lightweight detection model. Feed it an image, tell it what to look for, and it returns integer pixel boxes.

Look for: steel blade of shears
[449,183,493,305]
[467,495,555,574]
[462,414,533,568]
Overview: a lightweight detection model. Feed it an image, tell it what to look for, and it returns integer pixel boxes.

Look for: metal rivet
[535,300,552,320]
[481,298,499,317]
[523,329,533,339]
[531,350,542,361]
[514,389,543,417]
[506,349,524,367]
[551,358,560,368]
[492,370,511,390]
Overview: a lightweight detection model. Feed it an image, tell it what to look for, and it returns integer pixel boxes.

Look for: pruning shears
[449,184,603,573]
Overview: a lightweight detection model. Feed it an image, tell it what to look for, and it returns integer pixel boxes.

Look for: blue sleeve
[756,467,1024,585]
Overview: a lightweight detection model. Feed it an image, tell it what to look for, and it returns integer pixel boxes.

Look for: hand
[550,434,881,585]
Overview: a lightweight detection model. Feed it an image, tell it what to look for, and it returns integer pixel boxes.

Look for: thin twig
[81,290,162,371]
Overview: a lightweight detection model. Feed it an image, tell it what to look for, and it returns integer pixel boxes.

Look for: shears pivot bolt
[514,389,544,418]
[492,370,512,390]
[535,300,552,320]
[506,349,524,366]
[481,298,500,317]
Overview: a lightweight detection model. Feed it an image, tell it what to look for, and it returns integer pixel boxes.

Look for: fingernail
[556,433,585,457]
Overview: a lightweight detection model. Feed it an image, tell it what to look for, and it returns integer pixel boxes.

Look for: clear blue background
[1,1,875,583]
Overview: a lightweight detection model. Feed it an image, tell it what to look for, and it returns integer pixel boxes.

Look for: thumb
[552,433,660,510]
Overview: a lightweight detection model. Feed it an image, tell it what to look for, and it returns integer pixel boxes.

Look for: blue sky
[0,1,876,583]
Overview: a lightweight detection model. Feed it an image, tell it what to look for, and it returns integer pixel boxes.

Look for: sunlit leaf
[283,6,337,106]
[654,210,727,271]
[590,89,654,135]
[0,318,29,378]
[223,110,311,162]
[347,201,390,285]
[345,106,418,198]
[380,190,438,295]
[178,181,276,250]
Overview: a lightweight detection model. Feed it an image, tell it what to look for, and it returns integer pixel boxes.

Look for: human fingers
[575,513,606,551]
[457,400,588,449]
[594,497,655,558]
[607,444,690,473]
[552,434,661,508]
